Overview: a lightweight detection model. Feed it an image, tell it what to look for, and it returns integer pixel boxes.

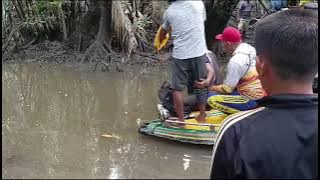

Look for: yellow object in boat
[189,109,228,124]
[205,110,228,124]
[154,25,170,52]
[183,110,228,131]
[184,119,211,131]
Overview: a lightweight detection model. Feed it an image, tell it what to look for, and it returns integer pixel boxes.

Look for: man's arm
[206,63,214,85]
[208,57,245,94]
[195,63,214,89]
[159,26,170,43]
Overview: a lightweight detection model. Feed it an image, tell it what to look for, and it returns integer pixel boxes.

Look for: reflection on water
[2,63,213,179]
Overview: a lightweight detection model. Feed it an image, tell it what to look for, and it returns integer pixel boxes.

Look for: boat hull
[138,119,219,145]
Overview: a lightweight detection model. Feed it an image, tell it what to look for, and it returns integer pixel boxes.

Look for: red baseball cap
[215,27,241,43]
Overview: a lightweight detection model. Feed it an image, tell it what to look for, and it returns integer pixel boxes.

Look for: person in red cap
[198,27,266,114]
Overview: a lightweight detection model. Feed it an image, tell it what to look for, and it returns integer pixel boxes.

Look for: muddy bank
[2,12,255,73]
[2,40,172,73]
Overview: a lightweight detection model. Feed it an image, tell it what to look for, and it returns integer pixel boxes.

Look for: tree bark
[96,0,112,44]
[111,1,138,57]
[66,0,99,51]
[59,10,68,41]
[12,0,25,20]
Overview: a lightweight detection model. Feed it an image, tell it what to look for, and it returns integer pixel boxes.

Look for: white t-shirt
[162,0,207,60]
[224,43,257,89]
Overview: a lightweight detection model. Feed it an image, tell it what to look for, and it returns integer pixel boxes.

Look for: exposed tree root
[137,52,167,63]
[76,40,122,72]
[2,23,26,55]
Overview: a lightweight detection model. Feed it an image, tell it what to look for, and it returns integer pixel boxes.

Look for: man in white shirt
[160,0,209,123]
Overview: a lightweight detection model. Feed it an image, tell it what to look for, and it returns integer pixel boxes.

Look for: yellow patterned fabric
[236,69,266,100]
[207,95,251,114]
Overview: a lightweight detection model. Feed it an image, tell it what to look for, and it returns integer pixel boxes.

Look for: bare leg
[196,103,206,122]
[173,90,184,122]
[195,90,208,123]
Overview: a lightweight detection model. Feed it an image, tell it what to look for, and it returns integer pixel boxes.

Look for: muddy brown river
[2,63,213,179]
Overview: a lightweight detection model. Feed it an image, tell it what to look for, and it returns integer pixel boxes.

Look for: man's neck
[268,80,314,96]
[231,43,241,54]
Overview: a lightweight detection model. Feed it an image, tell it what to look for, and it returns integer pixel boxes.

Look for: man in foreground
[210,9,318,179]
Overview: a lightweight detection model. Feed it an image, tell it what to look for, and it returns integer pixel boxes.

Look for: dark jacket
[210,94,318,179]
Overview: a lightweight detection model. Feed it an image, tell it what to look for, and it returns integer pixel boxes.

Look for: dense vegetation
[2,0,274,70]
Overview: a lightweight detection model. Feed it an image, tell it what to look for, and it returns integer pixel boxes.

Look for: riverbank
[2,40,172,73]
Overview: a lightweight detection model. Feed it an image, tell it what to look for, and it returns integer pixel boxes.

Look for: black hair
[254,9,318,81]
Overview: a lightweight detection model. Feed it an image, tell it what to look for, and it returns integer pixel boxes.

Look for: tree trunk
[94,0,112,45]
[111,1,138,57]
[205,0,240,51]
[59,10,68,41]
[12,0,25,20]
[66,0,100,51]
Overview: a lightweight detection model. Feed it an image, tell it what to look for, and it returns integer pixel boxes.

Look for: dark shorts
[170,54,208,104]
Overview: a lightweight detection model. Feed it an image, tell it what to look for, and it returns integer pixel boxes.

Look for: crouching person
[198,27,266,114]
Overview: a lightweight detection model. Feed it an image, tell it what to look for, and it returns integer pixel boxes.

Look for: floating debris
[101,134,120,140]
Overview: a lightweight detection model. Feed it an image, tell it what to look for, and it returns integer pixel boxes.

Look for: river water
[2,63,213,179]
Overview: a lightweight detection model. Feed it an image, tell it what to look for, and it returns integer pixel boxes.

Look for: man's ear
[256,55,266,77]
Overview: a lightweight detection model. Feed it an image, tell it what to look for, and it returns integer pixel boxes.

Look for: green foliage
[35,0,61,15]
[23,0,66,37]
[133,13,152,45]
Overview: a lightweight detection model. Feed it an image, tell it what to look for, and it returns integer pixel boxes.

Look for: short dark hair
[254,9,318,81]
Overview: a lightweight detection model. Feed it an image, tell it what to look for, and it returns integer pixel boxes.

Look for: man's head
[215,27,242,54]
[254,9,318,94]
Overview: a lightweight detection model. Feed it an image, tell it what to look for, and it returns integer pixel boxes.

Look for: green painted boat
[138,119,219,145]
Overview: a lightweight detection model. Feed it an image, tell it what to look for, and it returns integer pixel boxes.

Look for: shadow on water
[2,63,213,179]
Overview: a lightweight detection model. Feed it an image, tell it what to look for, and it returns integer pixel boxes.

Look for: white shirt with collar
[224,43,257,89]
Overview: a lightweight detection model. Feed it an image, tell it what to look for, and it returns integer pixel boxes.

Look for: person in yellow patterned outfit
[198,27,266,114]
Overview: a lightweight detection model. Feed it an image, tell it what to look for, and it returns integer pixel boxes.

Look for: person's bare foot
[196,113,206,123]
